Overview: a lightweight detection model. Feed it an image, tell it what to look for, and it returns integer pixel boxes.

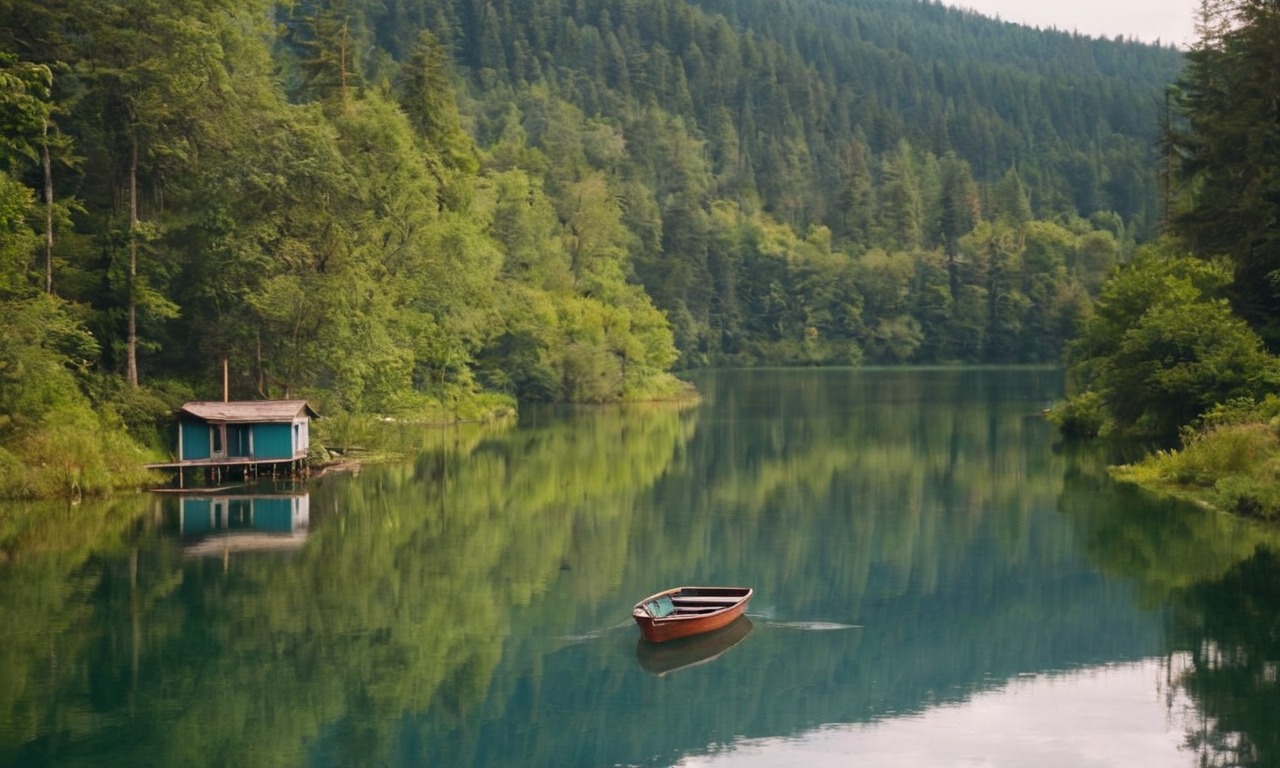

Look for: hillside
[350,0,1183,231]
[278,0,1185,364]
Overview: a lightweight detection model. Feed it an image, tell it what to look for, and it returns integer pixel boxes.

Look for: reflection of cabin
[180,493,310,557]
[157,400,318,485]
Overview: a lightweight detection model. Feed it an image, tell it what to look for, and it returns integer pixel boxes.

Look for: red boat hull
[632,586,754,643]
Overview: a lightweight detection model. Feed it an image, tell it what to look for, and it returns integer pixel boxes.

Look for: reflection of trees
[642,368,1073,617]
[0,495,163,767]
[406,368,1172,767]
[1058,441,1273,607]
[1059,444,1280,768]
[1171,548,1280,768]
[15,369,1267,767]
[0,404,695,767]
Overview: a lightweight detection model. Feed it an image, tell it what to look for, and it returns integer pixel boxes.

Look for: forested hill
[275,0,1186,366]
[1,0,1188,494]
[345,0,1183,233]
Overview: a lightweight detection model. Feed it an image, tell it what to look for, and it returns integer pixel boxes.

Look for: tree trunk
[42,118,54,295]
[127,133,139,388]
[256,332,267,397]
[340,19,349,109]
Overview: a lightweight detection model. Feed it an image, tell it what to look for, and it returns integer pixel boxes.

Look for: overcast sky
[945,0,1200,47]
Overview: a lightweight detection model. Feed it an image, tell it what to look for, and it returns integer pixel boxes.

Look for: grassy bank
[1111,400,1280,521]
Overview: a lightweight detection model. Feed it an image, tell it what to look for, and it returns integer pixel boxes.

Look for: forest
[1051,0,1280,521]
[0,0,1234,498]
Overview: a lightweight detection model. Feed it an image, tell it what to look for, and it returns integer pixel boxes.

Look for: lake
[2,368,1277,767]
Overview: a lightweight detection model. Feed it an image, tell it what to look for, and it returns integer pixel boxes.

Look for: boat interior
[642,592,744,618]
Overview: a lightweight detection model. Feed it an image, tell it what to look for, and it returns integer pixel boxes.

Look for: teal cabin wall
[181,421,212,460]
[252,423,294,460]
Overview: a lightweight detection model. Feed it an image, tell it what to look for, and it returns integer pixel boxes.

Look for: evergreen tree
[1172,0,1280,347]
[877,140,924,251]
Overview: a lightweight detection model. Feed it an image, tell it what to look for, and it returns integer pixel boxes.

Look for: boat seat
[644,595,677,618]
[671,596,738,605]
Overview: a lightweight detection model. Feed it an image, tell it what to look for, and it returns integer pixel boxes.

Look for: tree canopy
[1170,0,1280,349]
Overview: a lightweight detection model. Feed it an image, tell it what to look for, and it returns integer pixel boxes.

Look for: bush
[314,411,378,454]
[1134,423,1272,488]
[1047,390,1107,438]
[1193,395,1280,431]
[0,409,156,500]
[1114,421,1280,521]
[1213,474,1280,521]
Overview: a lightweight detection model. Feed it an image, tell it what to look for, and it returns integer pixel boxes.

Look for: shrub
[1168,424,1275,485]
[1213,474,1280,521]
[1047,390,1107,438]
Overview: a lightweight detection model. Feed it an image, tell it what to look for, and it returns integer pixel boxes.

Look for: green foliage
[312,410,377,453]
[1046,389,1106,439]
[2,410,154,498]
[1111,396,1280,522]
[1061,242,1280,440]
[0,54,52,172]
[0,171,37,292]
[0,0,1192,493]
[0,296,95,428]
[1171,0,1280,348]
[1106,298,1278,437]
[1115,422,1280,521]
[0,295,158,498]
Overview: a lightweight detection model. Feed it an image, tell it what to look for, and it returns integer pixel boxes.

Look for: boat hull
[632,586,753,643]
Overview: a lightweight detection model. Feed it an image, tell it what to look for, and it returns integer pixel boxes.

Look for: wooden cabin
[178,400,317,464]
[150,400,318,486]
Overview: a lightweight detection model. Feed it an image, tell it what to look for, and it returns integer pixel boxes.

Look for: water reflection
[1168,547,1280,767]
[670,656,1199,768]
[1,370,1278,767]
[636,616,754,677]
[179,492,309,556]
[1056,439,1280,767]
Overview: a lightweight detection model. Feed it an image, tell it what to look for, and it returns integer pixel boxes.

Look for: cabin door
[211,423,226,459]
[227,424,251,458]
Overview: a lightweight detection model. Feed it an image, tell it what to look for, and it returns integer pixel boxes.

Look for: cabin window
[211,424,224,456]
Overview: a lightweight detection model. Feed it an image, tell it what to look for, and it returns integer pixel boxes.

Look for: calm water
[3,368,1278,767]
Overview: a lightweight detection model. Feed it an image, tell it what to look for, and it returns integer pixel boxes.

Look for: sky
[946,0,1200,47]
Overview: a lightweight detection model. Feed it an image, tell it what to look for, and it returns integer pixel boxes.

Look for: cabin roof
[179,400,318,423]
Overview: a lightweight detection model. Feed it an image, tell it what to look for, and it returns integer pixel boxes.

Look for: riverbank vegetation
[1,0,1186,497]
[1048,0,1280,520]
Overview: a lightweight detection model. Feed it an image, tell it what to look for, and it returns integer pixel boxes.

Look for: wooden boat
[635,616,754,676]
[632,586,754,643]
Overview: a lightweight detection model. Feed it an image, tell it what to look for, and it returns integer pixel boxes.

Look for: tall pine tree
[1172,0,1280,347]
